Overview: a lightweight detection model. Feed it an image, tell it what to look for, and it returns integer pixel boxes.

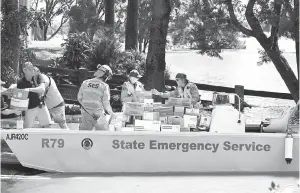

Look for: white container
[143,112,159,121]
[161,125,180,132]
[10,98,29,110]
[121,127,135,132]
[134,120,161,132]
[209,105,245,133]
[183,115,198,128]
[16,119,24,130]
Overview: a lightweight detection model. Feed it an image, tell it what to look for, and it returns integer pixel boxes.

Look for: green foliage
[19,45,37,68]
[257,49,284,66]
[60,32,92,69]
[253,0,296,39]
[1,65,19,86]
[31,0,74,40]
[69,0,105,40]
[89,37,122,70]
[1,1,41,83]
[60,33,149,78]
[169,0,245,59]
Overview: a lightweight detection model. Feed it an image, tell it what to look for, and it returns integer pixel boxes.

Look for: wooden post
[235,85,244,111]
[78,68,88,85]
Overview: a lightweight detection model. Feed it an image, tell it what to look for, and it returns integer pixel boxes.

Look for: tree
[1,0,21,75]
[144,0,171,96]
[226,0,299,102]
[31,0,74,41]
[105,0,115,36]
[138,0,151,53]
[69,0,105,40]
[125,0,139,50]
[169,0,245,58]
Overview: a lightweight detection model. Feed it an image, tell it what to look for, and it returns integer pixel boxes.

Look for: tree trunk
[226,0,299,103]
[265,48,299,102]
[1,0,21,74]
[143,38,149,53]
[294,0,299,79]
[105,0,115,36]
[138,36,143,52]
[144,0,171,101]
[125,0,138,50]
[43,25,48,41]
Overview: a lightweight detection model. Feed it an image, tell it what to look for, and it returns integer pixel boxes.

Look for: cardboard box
[109,125,115,131]
[185,108,200,116]
[144,99,154,112]
[180,127,191,132]
[121,127,135,132]
[123,102,144,116]
[174,107,185,117]
[199,114,211,127]
[167,116,184,128]
[161,124,180,132]
[10,89,29,110]
[153,102,162,108]
[136,91,153,103]
[159,116,168,124]
[166,97,191,107]
[144,99,154,105]
[13,89,29,100]
[184,115,198,128]
[10,98,29,110]
[143,112,160,121]
[153,106,174,117]
[134,120,161,132]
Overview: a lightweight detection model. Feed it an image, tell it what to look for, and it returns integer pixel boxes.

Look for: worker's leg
[79,109,95,130]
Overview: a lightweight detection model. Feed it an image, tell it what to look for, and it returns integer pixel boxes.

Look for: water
[1,174,299,193]
[166,37,298,121]
[166,37,298,94]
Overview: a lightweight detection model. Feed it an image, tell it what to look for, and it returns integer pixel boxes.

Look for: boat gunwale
[1,128,299,138]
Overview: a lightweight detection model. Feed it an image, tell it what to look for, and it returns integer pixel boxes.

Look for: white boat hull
[1,129,299,173]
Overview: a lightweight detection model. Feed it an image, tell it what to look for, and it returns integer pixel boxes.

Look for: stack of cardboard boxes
[117,96,212,132]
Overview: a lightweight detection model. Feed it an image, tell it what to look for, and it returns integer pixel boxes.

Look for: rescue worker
[151,73,201,108]
[32,66,69,129]
[121,70,145,104]
[17,62,52,128]
[77,64,115,130]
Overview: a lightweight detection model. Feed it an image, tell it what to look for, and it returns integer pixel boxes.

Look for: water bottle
[16,114,24,130]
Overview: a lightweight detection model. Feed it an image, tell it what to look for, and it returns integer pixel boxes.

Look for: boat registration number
[42,138,64,148]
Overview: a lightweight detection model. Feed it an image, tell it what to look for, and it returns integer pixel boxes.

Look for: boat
[1,93,298,173]
[1,129,299,173]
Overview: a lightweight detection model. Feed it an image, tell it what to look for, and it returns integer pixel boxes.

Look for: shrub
[19,45,36,69]
[112,49,147,75]
[1,65,19,86]
[60,34,172,83]
[89,37,121,70]
[60,32,92,69]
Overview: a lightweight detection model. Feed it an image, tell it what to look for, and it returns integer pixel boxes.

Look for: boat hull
[2,129,299,173]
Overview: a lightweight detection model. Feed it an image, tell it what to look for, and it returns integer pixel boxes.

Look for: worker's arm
[27,74,49,94]
[189,84,200,105]
[102,84,114,116]
[152,88,178,98]
[121,83,134,103]
[77,82,84,105]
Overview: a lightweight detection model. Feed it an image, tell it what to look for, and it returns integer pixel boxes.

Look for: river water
[1,37,299,192]
[1,173,299,193]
